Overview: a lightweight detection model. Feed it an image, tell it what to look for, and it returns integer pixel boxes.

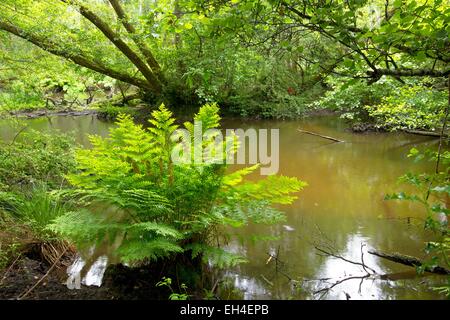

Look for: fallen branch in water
[311,242,378,299]
[297,129,344,143]
[404,129,449,138]
[368,249,450,275]
[90,92,142,108]
[314,244,377,274]
[313,274,371,299]
[265,252,293,281]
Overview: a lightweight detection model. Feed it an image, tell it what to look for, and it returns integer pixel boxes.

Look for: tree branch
[62,0,162,94]
[0,19,152,90]
[368,68,450,78]
[368,249,450,275]
[108,0,165,83]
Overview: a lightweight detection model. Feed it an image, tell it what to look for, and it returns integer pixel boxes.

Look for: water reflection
[0,114,446,299]
[312,233,384,300]
[0,115,112,145]
[222,116,445,300]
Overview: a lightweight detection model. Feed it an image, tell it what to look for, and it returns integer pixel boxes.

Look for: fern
[118,239,183,264]
[222,164,260,187]
[51,103,306,269]
[184,103,221,135]
[226,175,307,204]
[186,243,248,269]
[127,222,182,239]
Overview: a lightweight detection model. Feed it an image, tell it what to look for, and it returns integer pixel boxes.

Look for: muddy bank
[0,256,174,300]
[2,109,99,119]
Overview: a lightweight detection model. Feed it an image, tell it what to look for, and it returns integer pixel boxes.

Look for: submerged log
[404,129,449,138]
[297,129,344,143]
[368,249,450,275]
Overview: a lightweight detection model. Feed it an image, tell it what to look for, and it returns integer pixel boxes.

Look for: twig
[9,125,29,146]
[314,246,377,274]
[435,76,450,175]
[17,247,67,300]
[360,243,370,275]
[426,75,450,199]
[261,274,274,286]
[211,278,220,294]
[0,254,21,286]
[276,245,280,273]
[314,274,371,299]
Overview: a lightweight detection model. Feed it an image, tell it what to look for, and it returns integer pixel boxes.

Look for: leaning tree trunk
[108,0,165,84]
[61,0,162,94]
[0,20,152,91]
[0,1,164,95]
[368,249,450,275]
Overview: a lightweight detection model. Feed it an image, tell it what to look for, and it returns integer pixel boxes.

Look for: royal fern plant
[51,103,306,268]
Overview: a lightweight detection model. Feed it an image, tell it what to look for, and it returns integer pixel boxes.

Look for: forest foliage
[0,0,446,123]
[0,0,449,299]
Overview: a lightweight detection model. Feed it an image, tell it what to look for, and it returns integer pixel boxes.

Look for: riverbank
[0,255,177,300]
[1,109,98,119]
[0,112,447,300]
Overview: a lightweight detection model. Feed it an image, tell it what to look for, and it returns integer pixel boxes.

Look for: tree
[0,0,164,94]
[261,0,449,82]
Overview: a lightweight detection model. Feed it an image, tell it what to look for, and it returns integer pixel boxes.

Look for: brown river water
[0,114,447,300]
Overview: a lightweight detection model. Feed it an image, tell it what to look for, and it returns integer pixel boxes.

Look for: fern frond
[186,243,248,269]
[148,104,178,146]
[213,200,286,226]
[184,103,221,134]
[118,238,183,264]
[127,222,183,239]
[120,189,173,215]
[49,209,124,246]
[230,175,307,204]
[222,164,260,187]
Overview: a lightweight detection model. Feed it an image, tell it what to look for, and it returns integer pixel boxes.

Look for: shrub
[50,103,306,269]
[386,148,450,297]
[0,186,73,266]
[312,77,447,131]
[366,84,446,131]
[0,130,76,192]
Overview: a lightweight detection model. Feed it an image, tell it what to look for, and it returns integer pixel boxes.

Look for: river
[0,113,446,300]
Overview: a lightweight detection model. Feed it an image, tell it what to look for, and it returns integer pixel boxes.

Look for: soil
[0,256,174,300]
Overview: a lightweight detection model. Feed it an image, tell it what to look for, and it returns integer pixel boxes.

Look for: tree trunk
[368,249,450,275]
[0,20,152,91]
[405,129,449,138]
[108,0,165,83]
[61,0,162,94]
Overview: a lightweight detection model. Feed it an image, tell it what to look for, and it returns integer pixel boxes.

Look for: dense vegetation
[0,0,449,300]
[51,104,304,266]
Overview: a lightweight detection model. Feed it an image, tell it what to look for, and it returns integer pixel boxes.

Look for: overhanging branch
[0,19,152,90]
[61,0,162,93]
[368,68,450,78]
[108,0,165,83]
